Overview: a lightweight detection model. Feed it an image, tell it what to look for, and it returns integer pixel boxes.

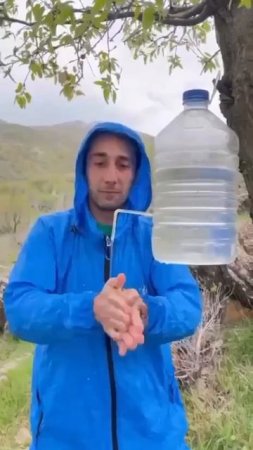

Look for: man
[4,122,202,450]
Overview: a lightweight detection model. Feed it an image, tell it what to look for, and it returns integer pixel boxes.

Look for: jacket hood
[73,122,152,228]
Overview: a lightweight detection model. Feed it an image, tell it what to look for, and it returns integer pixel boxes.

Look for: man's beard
[93,194,127,212]
[96,201,124,212]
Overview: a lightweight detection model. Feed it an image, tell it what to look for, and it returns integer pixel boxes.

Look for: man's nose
[105,164,118,183]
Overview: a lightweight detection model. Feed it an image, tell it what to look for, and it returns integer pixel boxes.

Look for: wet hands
[94,273,147,356]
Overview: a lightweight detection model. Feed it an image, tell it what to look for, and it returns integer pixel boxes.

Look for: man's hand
[94,273,131,340]
[117,289,147,356]
[94,273,148,356]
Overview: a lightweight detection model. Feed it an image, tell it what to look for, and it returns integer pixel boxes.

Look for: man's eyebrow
[118,155,131,161]
[90,152,133,161]
[89,151,107,158]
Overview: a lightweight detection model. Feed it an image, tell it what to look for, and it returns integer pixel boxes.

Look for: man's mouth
[100,190,120,194]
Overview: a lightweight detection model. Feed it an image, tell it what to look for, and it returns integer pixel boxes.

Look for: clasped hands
[94,273,147,356]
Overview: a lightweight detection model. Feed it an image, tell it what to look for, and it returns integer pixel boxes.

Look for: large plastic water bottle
[152,89,239,265]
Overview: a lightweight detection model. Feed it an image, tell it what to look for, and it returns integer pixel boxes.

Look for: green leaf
[93,0,107,13]
[112,90,117,103]
[25,92,32,103]
[75,90,84,96]
[56,4,74,25]
[92,12,107,27]
[134,5,141,20]
[168,54,183,75]
[30,60,43,78]
[74,23,88,38]
[98,52,110,73]
[62,84,74,100]
[201,21,212,33]
[240,0,252,7]
[155,0,164,12]
[15,82,23,94]
[142,6,155,30]
[94,80,105,87]
[58,71,68,84]
[60,34,73,46]
[103,86,110,103]
[44,12,54,28]
[94,79,111,103]
[15,95,26,109]
[200,51,219,73]
[32,4,44,22]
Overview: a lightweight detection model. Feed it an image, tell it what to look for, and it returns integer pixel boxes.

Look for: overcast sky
[0,11,223,136]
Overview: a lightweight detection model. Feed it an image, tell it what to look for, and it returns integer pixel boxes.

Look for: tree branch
[98,1,214,27]
[1,0,217,29]
[169,1,207,19]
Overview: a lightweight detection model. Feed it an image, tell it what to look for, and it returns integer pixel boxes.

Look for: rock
[15,426,31,447]
[223,300,253,324]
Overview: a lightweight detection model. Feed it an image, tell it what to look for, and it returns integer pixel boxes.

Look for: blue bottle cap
[183,89,209,103]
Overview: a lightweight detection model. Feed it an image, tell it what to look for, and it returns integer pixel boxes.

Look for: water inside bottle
[152,166,238,265]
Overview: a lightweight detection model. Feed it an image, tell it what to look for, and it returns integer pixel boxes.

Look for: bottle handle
[209,70,221,105]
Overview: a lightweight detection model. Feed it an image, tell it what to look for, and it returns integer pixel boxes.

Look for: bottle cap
[183,89,209,103]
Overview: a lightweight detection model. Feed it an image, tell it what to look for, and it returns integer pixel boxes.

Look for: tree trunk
[214,2,253,221]
[193,6,253,310]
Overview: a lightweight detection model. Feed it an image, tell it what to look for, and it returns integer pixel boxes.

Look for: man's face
[86,134,136,212]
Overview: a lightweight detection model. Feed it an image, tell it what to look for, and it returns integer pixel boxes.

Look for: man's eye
[94,161,105,167]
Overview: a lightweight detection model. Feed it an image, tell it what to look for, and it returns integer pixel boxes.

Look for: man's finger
[121,332,135,349]
[131,307,144,332]
[118,340,128,357]
[109,319,128,333]
[115,273,126,289]
[108,293,132,314]
[123,289,140,306]
[105,327,122,341]
[106,273,126,290]
[129,326,145,345]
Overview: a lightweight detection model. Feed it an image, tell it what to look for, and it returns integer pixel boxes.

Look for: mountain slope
[0,120,89,180]
[0,120,153,181]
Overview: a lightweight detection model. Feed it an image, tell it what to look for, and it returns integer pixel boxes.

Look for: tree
[0,0,252,218]
[0,191,23,234]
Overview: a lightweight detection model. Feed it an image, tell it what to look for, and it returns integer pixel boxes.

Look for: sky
[0,7,223,136]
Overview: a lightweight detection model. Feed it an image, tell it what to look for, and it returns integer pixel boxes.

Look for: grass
[0,337,33,449]
[0,357,32,427]
[0,336,33,364]
[0,356,32,450]
[186,321,253,449]
[0,323,252,449]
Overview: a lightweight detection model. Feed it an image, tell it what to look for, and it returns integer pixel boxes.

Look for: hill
[0,120,153,181]
[0,120,89,181]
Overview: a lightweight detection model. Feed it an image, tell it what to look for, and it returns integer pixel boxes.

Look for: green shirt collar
[97,222,113,236]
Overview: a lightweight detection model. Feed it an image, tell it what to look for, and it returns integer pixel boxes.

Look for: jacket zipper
[104,235,119,450]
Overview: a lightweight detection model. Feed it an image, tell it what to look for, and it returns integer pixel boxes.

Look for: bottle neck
[184,101,209,110]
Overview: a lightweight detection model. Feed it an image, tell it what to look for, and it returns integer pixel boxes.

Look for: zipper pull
[105,235,111,260]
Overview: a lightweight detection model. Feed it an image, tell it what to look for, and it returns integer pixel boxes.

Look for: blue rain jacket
[4,122,202,450]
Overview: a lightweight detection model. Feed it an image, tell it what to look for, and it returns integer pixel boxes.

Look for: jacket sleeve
[144,260,202,344]
[3,218,100,345]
